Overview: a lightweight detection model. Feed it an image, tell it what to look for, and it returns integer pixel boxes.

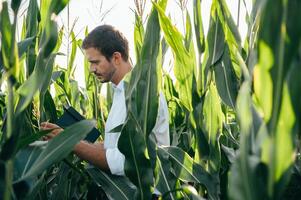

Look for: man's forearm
[73,141,110,172]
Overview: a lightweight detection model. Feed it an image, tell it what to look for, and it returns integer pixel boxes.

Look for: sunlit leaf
[154,1,196,112]
[87,167,137,200]
[119,113,153,200]
[202,83,223,173]
[159,146,220,200]
[18,120,95,181]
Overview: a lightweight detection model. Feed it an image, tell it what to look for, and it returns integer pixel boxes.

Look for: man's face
[84,47,116,83]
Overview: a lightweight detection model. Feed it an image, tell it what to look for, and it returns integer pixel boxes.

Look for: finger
[52,129,63,136]
[45,132,57,140]
[40,123,61,131]
[40,125,53,131]
[40,123,56,128]
[46,128,63,138]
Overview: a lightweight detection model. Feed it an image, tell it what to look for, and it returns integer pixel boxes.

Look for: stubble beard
[98,66,117,83]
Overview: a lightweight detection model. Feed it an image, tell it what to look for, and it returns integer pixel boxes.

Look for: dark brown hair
[82,25,129,61]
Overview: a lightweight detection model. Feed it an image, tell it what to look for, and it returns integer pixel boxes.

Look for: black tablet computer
[56,105,101,143]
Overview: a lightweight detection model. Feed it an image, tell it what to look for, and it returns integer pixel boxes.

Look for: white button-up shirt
[104,80,170,175]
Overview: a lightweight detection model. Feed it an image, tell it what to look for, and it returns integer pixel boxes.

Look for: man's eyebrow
[88,59,99,63]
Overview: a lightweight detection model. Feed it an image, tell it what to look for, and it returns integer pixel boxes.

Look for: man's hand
[40,122,63,140]
[40,122,110,172]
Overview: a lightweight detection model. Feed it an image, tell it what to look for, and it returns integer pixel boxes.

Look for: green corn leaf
[1,160,14,200]
[80,27,89,85]
[229,155,268,200]
[184,11,193,52]
[270,83,296,197]
[193,0,205,54]
[40,57,56,95]
[25,0,39,38]
[211,0,242,109]
[163,74,185,129]
[206,2,225,64]
[0,134,19,161]
[119,2,168,198]
[16,17,58,114]
[70,79,81,110]
[158,146,220,200]
[185,11,198,89]
[254,0,301,124]
[106,83,113,114]
[67,31,77,77]
[39,0,51,29]
[21,175,46,200]
[161,37,169,63]
[53,70,72,106]
[287,58,301,130]
[25,0,39,76]
[118,112,153,200]
[40,0,69,30]
[203,5,225,88]
[20,14,27,41]
[51,71,63,83]
[12,143,45,198]
[1,1,19,79]
[181,185,206,200]
[17,120,95,181]
[216,0,241,48]
[229,82,268,200]
[154,1,196,112]
[11,0,22,13]
[54,26,64,52]
[133,11,144,61]
[18,31,28,89]
[16,130,52,152]
[192,105,210,162]
[202,82,223,173]
[40,88,54,123]
[261,81,298,198]
[49,0,70,15]
[14,143,46,179]
[253,0,301,198]
[163,74,179,100]
[155,149,177,200]
[126,1,163,137]
[49,165,71,200]
[17,36,36,58]
[16,54,56,114]
[193,0,205,94]
[214,46,239,108]
[39,20,59,58]
[42,90,58,123]
[1,2,12,70]
[253,41,273,122]
[63,70,72,100]
[87,167,137,200]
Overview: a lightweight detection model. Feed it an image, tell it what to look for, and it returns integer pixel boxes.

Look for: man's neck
[111,61,132,85]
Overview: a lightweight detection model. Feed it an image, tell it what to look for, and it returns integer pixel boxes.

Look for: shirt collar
[111,80,124,92]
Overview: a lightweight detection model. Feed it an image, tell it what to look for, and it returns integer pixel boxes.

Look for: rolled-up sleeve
[153,92,170,146]
[106,147,125,175]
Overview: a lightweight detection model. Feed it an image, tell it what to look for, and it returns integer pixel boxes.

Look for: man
[41,25,170,176]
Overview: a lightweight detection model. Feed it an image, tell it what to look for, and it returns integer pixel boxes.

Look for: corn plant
[0,0,96,199]
[1,0,301,199]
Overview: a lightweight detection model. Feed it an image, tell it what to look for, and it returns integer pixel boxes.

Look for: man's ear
[112,52,122,65]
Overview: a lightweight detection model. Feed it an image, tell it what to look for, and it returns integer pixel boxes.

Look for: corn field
[0,0,301,199]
